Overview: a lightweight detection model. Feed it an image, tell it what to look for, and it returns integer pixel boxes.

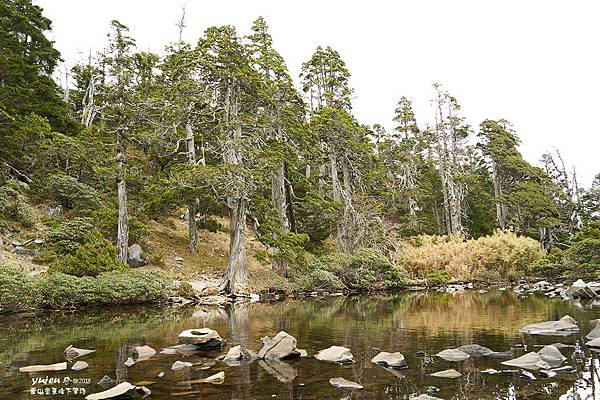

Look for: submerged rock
[19,362,67,373]
[501,352,551,370]
[85,382,135,400]
[71,361,88,371]
[171,360,193,370]
[456,344,494,356]
[430,369,462,379]
[315,346,355,364]
[435,348,470,362]
[371,351,408,369]
[259,359,298,383]
[178,328,226,349]
[258,331,301,360]
[329,377,363,390]
[520,315,579,336]
[64,345,96,360]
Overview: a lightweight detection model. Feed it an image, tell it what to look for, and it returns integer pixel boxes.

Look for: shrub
[46,217,94,254]
[528,248,565,278]
[49,231,128,277]
[306,248,408,291]
[0,263,39,313]
[85,207,145,244]
[0,185,34,226]
[394,231,544,280]
[425,270,453,284]
[296,269,346,291]
[45,174,99,209]
[564,238,600,279]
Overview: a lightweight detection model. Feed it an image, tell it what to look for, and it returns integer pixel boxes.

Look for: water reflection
[1,291,600,399]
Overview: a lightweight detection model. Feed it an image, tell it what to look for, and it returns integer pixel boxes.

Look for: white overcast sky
[37,0,600,186]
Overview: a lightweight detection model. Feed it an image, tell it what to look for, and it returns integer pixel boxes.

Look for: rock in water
[520,370,537,380]
[370,352,408,369]
[520,315,579,336]
[585,337,600,348]
[178,328,226,349]
[430,369,462,378]
[124,357,135,367]
[413,395,444,400]
[456,344,494,356]
[435,349,470,362]
[501,352,551,370]
[19,362,67,372]
[200,371,225,384]
[258,331,301,360]
[315,346,355,364]
[97,375,114,387]
[71,361,88,371]
[133,345,156,361]
[329,377,363,390]
[157,372,165,378]
[219,345,244,362]
[587,322,600,340]
[136,386,152,398]
[537,345,566,368]
[64,345,96,360]
[85,382,135,400]
[171,360,193,370]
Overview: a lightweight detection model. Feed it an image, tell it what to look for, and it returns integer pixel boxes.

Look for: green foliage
[573,221,600,242]
[49,231,128,277]
[0,184,34,226]
[528,248,565,278]
[425,270,453,285]
[295,269,346,291]
[0,263,39,313]
[564,238,600,279]
[83,207,145,244]
[306,248,408,291]
[46,217,94,254]
[45,174,99,209]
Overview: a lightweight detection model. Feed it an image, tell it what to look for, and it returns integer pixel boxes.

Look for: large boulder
[258,331,301,360]
[520,315,579,336]
[566,279,599,299]
[178,328,226,349]
[371,352,407,369]
[435,348,470,362]
[501,352,551,370]
[315,346,355,364]
[537,345,566,368]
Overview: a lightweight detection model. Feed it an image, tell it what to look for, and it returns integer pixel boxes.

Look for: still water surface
[1,290,600,399]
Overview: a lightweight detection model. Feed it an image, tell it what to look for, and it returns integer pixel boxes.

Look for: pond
[1,290,599,399]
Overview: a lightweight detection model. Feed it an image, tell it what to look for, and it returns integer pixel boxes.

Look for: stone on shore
[435,348,470,362]
[19,362,67,373]
[519,315,579,336]
[370,351,408,369]
[85,382,135,400]
[329,377,363,390]
[178,328,226,349]
[315,346,355,364]
[430,369,462,378]
[258,331,301,360]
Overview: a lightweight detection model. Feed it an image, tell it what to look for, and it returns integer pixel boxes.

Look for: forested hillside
[1,0,599,305]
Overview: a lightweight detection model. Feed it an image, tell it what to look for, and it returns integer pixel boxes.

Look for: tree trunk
[491,160,507,229]
[219,196,248,295]
[186,120,198,252]
[116,133,129,263]
[272,161,290,276]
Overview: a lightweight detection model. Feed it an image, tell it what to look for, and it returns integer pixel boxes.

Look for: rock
[136,386,152,398]
[171,360,193,370]
[178,328,226,348]
[537,345,566,368]
[456,344,494,356]
[124,357,135,367]
[219,345,244,362]
[435,348,470,362]
[586,322,600,340]
[64,345,96,360]
[298,349,308,358]
[520,315,579,336]
[250,293,260,302]
[133,345,156,361]
[97,375,114,387]
[33,238,44,245]
[19,362,67,372]
[85,382,135,400]
[567,279,599,299]
[174,256,184,262]
[41,204,62,217]
[127,243,147,267]
[14,246,37,256]
[71,361,88,371]
[259,359,298,383]
[585,337,600,348]
[412,395,444,400]
[426,386,440,393]
[430,369,462,378]
[520,370,536,380]
[157,372,165,378]
[488,351,513,358]
[11,239,22,246]
[370,351,408,369]
[501,352,551,370]
[329,377,363,390]
[258,331,301,360]
[549,365,577,374]
[315,346,355,364]
[198,371,225,384]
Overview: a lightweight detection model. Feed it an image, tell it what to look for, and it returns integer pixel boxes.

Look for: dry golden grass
[393,230,544,280]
